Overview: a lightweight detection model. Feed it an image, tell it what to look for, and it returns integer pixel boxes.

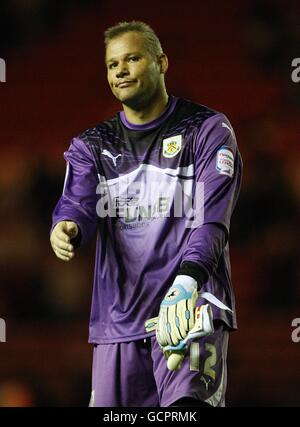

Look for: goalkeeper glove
[145,303,214,371]
[156,275,199,349]
[145,281,232,371]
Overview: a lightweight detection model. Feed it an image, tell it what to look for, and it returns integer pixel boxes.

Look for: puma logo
[167,290,178,299]
[221,122,233,134]
[200,376,211,391]
[101,149,122,167]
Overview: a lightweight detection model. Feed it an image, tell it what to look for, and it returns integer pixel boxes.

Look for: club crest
[162,135,182,158]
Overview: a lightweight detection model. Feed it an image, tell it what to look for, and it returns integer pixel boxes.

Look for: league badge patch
[162,134,182,158]
[216,146,234,177]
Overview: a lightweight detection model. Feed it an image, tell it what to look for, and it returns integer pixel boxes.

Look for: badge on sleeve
[216,146,234,177]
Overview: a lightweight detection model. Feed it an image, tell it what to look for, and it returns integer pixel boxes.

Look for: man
[50,21,242,407]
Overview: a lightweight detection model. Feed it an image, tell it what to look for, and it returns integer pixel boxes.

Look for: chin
[117,92,144,109]
[124,93,155,111]
[113,89,133,103]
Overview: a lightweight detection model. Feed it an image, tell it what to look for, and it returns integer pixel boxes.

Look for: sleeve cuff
[50,220,82,249]
[177,261,209,289]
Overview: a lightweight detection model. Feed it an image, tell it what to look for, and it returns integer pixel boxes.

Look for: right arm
[50,137,98,261]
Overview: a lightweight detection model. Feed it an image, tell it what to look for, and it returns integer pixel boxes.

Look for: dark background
[0,0,299,406]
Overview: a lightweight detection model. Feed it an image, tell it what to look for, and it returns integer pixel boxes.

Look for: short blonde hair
[104,21,163,58]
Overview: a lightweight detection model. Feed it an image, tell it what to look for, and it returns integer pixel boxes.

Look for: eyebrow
[106,52,141,64]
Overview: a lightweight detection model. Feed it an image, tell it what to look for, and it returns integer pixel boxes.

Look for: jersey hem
[88,330,156,344]
[88,317,236,344]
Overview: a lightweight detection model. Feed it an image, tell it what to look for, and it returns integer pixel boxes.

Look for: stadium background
[0,0,299,406]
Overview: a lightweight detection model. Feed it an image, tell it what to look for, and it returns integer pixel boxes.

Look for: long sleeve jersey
[52,96,243,344]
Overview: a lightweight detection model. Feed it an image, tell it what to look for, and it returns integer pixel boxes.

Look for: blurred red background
[0,0,299,406]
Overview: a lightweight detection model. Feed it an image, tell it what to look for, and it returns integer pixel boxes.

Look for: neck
[122,89,169,125]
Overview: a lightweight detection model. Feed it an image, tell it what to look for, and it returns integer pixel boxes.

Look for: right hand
[50,221,78,261]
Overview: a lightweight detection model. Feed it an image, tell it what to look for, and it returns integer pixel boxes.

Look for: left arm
[178,112,243,288]
[156,113,243,363]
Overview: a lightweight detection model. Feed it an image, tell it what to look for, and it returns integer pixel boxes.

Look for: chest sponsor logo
[162,134,182,158]
[96,179,204,229]
[216,146,234,178]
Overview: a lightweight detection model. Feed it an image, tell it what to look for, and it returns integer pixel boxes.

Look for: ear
[158,53,168,74]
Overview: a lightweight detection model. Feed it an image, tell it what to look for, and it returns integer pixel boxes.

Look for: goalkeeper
[50,21,242,407]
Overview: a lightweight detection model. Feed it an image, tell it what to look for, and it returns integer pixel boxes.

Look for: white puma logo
[221,122,233,134]
[200,376,211,391]
[102,149,122,167]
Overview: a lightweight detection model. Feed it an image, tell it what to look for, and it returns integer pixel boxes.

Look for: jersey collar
[119,95,178,131]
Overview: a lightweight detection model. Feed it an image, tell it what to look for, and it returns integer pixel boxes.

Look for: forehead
[106,32,148,61]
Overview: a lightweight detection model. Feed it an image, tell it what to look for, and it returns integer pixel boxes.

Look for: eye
[108,62,117,69]
[128,56,139,62]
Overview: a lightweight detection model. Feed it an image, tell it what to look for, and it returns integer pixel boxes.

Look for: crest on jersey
[162,135,182,158]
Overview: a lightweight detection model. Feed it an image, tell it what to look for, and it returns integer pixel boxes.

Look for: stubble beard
[114,81,160,111]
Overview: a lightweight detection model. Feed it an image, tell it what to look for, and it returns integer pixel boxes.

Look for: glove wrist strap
[171,275,198,293]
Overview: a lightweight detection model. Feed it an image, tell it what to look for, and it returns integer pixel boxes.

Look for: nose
[116,62,129,78]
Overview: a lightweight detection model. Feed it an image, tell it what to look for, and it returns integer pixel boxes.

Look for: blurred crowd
[0,0,98,54]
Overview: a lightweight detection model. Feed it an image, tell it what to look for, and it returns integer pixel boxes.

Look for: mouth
[116,80,136,88]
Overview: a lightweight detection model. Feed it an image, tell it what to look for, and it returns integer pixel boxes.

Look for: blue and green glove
[145,275,214,371]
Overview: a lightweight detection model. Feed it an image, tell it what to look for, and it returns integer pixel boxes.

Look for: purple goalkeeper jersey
[52,96,242,344]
